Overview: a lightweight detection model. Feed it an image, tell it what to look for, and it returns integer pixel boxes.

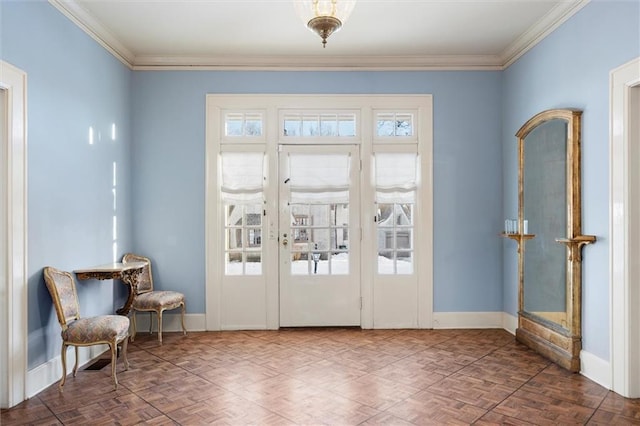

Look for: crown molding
[131,54,503,71]
[500,0,590,68]
[48,0,135,69]
[49,0,589,71]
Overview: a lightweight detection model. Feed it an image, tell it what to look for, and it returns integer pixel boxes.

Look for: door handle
[282,238,288,247]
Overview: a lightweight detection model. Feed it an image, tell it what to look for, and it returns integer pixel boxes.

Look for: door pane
[378,251,394,275]
[331,227,349,251]
[227,228,242,249]
[396,251,414,275]
[376,202,414,275]
[291,252,309,275]
[289,202,349,276]
[226,252,242,275]
[246,252,262,275]
[224,203,262,276]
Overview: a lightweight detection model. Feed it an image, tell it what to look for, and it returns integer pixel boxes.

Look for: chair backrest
[122,253,154,294]
[43,267,80,330]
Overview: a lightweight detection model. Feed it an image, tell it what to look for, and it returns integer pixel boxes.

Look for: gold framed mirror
[512,109,595,371]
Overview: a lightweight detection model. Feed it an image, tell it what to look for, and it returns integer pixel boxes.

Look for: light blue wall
[1,1,134,368]
[131,70,504,313]
[502,0,640,360]
[9,0,634,375]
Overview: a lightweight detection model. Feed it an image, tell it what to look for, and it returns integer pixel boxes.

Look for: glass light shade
[293,0,357,47]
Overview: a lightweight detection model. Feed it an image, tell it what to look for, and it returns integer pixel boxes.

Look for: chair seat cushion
[62,315,129,344]
[133,291,184,311]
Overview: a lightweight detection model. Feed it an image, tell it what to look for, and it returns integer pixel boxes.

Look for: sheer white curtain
[220,152,265,203]
[288,153,350,204]
[375,152,418,203]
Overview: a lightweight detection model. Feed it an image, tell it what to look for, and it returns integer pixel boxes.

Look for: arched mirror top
[516,109,582,141]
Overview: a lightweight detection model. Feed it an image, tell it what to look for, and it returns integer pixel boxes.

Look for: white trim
[610,56,640,398]
[130,313,206,334]
[26,345,109,398]
[132,55,502,71]
[48,0,134,69]
[0,61,28,409]
[205,102,221,331]
[49,0,586,71]
[502,312,518,335]
[501,0,590,68]
[432,312,505,329]
[580,350,611,390]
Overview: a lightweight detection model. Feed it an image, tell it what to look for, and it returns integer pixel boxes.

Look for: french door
[205,94,433,331]
[278,145,361,326]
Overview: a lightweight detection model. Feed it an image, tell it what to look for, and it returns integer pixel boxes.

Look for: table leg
[116,268,142,316]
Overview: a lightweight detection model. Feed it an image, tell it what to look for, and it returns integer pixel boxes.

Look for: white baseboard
[432,311,505,329]
[27,314,205,397]
[131,312,206,334]
[581,350,611,390]
[433,312,611,390]
[502,312,518,335]
[27,344,107,398]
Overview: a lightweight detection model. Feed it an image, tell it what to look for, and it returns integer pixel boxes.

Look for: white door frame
[0,61,28,409]
[205,94,433,331]
[610,56,640,398]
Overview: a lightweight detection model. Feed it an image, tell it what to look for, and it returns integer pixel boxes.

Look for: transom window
[224,111,264,138]
[281,110,358,138]
[374,111,416,140]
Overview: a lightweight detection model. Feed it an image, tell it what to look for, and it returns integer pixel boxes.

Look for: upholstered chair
[43,266,130,391]
[121,253,187,343]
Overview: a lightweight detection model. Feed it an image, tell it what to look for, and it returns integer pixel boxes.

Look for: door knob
[282,238,288,247]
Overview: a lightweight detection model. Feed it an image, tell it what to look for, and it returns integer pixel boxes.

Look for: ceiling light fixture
[294,0,356,48]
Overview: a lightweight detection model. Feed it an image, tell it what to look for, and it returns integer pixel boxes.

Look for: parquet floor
[2,328,639,425]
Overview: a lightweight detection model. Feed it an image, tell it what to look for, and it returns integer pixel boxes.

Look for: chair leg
[157,310,163,344]
[72,346,80,377]
[121,335,129,370]
[59,342,68,391]
[109,342,118,390]
[180,302,187,335]
[131,311,137,342]
[149,312,153,335]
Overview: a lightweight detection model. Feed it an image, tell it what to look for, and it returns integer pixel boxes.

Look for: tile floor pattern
[2,328,639,425]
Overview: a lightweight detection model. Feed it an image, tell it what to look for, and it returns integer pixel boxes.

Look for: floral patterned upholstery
[122,253,187,344]
[62,316,129,344]
[133,291,184,311]
[43,266,129,391]
[44,267,80,326]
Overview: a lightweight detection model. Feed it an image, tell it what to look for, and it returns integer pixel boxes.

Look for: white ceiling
[50,0,590,70]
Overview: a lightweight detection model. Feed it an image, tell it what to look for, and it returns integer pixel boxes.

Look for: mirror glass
[522,119,568,329]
